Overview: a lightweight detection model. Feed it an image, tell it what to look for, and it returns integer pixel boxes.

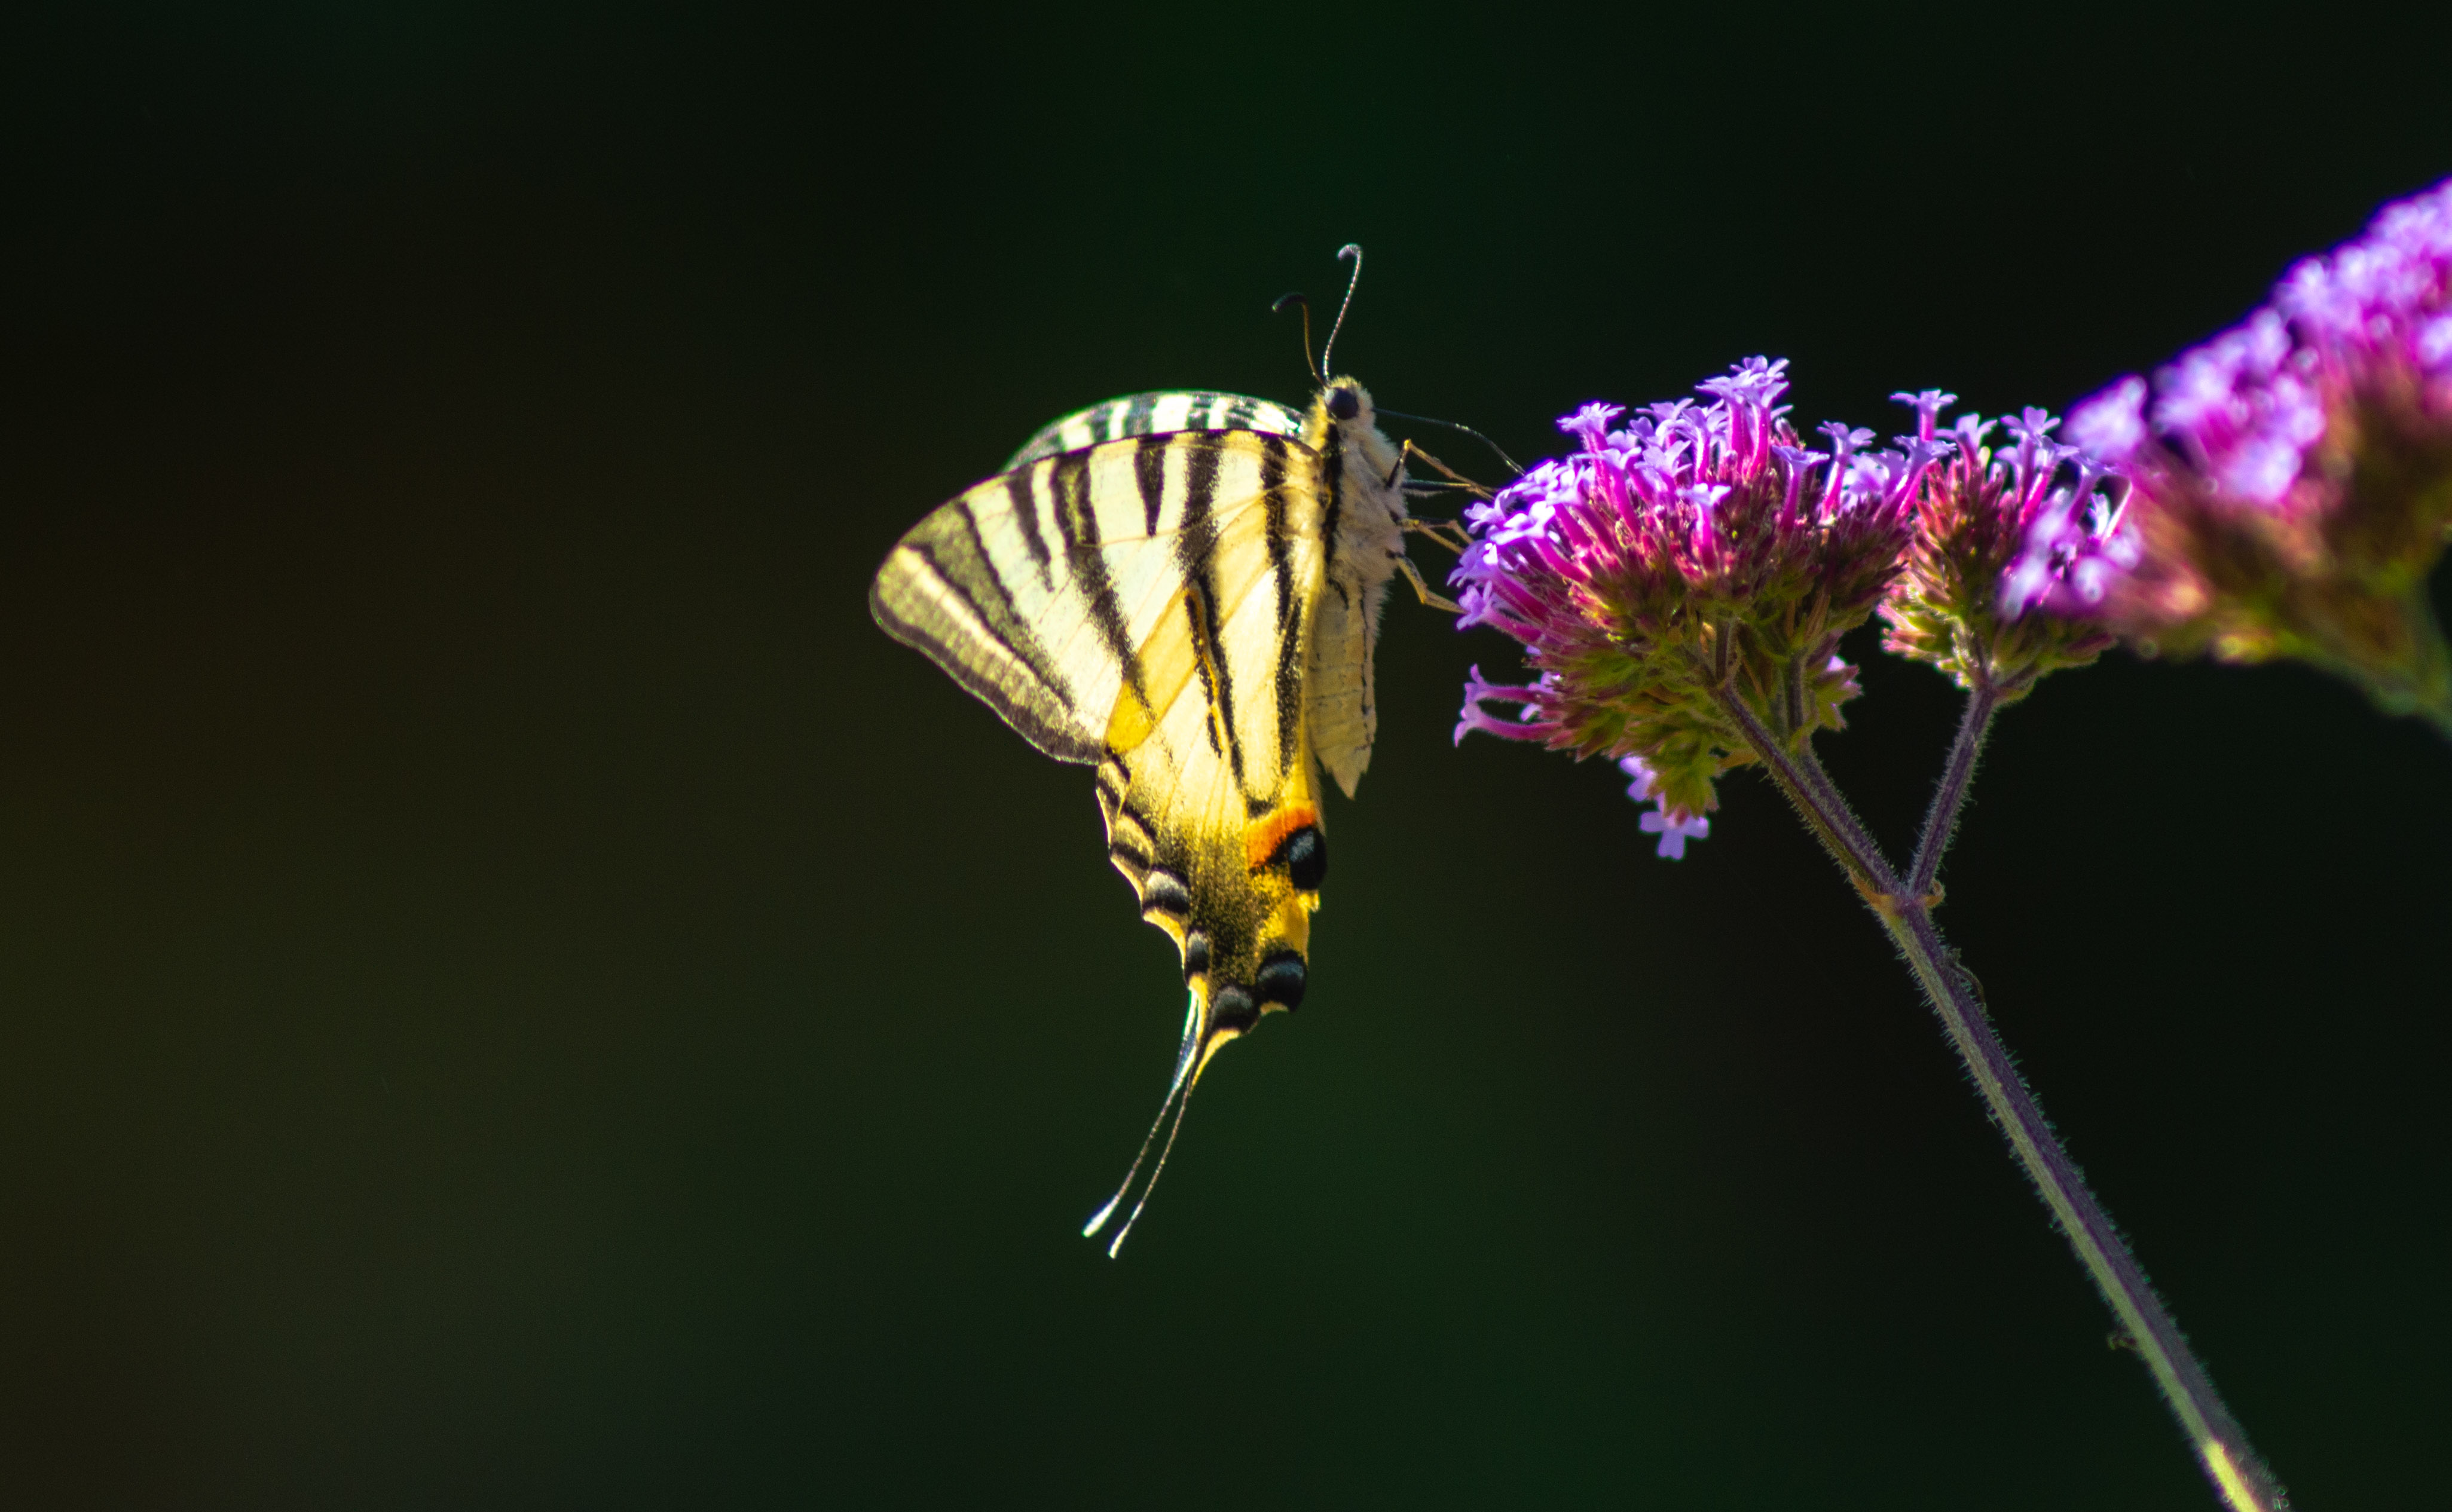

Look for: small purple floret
[2065,377,2147,463]
[1619,755,1710,859]
[1640,808,1711,860]
[1892,390,1958,443]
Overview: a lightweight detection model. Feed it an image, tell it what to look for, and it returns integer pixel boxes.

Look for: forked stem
[1907,680,1999,898]
[1707,678,2286,1512]
[1713,682,1892,894]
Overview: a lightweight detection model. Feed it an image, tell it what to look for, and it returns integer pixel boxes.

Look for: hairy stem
[1713,680,1894,892]
[1879,904,2281,1512]
[1720,685,2286,1512]
[1906,682,1999,899]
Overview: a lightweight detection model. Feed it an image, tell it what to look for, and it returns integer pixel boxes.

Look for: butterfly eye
[1254,950,1308,1011]
[1272,825,1328,890]
[1326,387,1360,421]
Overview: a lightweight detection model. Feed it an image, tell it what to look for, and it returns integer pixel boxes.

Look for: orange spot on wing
[1244,804,1322,873]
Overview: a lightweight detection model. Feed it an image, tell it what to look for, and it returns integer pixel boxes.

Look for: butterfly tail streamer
[1081,990,1205,1251]
[1103,1057,1199,1257]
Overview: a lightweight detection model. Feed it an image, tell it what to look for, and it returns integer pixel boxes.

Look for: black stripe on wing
[1133,434,1169,536]
[1053,452,1151,721]
[1005,391,1307,469]
[1168,442,1248,791]
[1007,471,1055,593]
[870,494,1097,762]
[1259,434,1307,776]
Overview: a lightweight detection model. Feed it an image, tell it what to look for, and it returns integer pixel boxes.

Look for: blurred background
[4,3,2450,1507]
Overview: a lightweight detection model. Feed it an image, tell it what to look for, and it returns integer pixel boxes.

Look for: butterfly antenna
[1082,991,1203,1247]
[1270,292,1323,387]
[1319,244,1364,378]
[1374,409,1526,478]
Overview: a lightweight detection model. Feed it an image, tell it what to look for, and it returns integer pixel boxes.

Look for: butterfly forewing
[875,418,1331,1023]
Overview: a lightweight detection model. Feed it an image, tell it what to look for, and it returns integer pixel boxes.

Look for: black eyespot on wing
[1268,825,1328,890]
[1325,387,1360,421]
[1254,950,1307,1011]
[1181,932,1212,983]
[1210,984,1260,1036]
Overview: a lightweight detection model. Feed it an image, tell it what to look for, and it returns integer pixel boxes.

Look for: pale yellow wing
[870,427,1331,1040]
[872,402,1382,1254]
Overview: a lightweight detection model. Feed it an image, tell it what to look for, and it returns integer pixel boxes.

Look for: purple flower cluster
[2010,176,2452,721]
[1881,393,2124,694]
[1992,408,2140,616]
[2126,180,2450,489]
[1454,181,2452,841]
[1451,359,1935,824]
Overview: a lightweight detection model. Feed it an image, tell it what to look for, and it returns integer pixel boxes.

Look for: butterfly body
[870,376,1410,1086]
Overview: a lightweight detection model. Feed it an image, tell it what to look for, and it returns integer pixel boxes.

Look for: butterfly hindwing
[1090,431,1330,1061]
[1005,391,1308,470]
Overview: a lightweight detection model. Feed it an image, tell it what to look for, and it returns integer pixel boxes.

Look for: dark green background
[4,4,2450,1507]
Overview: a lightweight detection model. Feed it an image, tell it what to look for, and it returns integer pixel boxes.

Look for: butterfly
[868,250,1463,1251]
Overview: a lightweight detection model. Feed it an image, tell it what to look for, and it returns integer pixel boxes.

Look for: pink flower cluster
[2129,179,2447,485]
[1452,359,1936,825]
[1454,180,2452,840]
[2010,177,2452,665]
[1881,394,2126,693]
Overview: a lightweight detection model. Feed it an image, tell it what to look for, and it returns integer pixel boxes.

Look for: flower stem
[1713,681,1894,893]
[1879,903,2283,1512]
[1906,681,1999,899]
[1713,681,2286,1512]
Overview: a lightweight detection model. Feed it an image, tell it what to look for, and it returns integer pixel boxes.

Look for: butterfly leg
[1383,438,1413,491]
[1393,553,1462,615]
[1404,443,1497,500]
[1401,516,1474,554]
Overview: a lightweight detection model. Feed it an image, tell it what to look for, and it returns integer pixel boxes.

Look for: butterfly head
[1310,375,1409,517]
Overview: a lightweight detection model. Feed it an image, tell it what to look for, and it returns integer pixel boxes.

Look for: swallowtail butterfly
[869,255,1448,1250]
